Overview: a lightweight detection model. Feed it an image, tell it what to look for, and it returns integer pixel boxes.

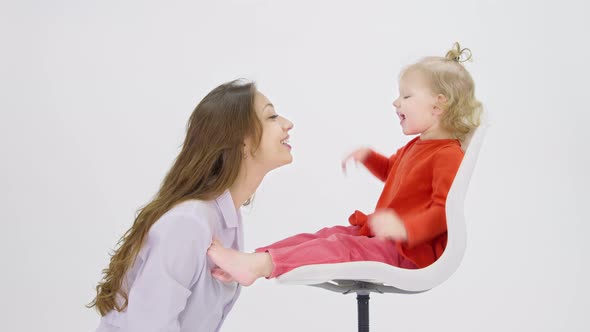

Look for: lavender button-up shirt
[96,190,243,332]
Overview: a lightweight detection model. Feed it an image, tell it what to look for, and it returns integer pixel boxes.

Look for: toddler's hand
[341,147,372,174]
[368,209,407,241]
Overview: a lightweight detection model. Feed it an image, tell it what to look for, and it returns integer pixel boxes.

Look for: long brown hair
[87,79,262,316]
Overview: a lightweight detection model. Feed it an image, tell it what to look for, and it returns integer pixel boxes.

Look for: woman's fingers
[212,267,235,283]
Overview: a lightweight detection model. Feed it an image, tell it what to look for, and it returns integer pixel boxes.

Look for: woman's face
[246,91,294,171]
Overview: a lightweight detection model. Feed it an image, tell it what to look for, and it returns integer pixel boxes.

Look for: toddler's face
[392,71,443,138]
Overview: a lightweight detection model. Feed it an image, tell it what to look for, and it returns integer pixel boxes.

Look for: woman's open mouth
[281,138,291,149]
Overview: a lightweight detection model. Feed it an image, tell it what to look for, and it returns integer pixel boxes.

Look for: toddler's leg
[255,225,358,253]
[266,233,417,278]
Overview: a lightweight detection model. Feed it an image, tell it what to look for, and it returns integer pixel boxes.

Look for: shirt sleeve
[123,213,212,332]
[362,150,397,182]
[401,147,463,248]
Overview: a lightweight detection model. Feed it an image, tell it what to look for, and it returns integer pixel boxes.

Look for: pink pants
[255,225,417,278]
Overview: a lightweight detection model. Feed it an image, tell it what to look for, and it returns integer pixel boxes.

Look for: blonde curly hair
[401,42,483,141]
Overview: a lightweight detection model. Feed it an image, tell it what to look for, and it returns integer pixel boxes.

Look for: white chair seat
[277,261,438,293]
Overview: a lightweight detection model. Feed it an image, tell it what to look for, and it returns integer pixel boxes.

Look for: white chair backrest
[411,123,488,289]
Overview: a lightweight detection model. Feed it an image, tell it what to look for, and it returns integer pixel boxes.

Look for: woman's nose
[283,117,294,131]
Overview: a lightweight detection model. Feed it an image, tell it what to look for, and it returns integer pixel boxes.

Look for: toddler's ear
[433,94,448,115]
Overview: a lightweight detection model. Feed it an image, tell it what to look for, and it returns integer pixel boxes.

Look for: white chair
[276,124,488,332]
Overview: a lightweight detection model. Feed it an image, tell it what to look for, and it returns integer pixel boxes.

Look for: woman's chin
[274,155,293,169]
[281,156,293,167]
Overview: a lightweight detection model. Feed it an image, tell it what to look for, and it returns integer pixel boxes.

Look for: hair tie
[447,42,472,63]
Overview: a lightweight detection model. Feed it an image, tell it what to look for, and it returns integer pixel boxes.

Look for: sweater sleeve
[401,147,463,248]
[362,150,397,182]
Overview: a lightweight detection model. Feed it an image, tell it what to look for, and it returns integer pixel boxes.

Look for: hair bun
[445,42,472,63]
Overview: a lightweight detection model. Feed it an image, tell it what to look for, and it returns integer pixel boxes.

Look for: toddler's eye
[403,96,410,99]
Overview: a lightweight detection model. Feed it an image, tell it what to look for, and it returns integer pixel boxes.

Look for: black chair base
[310,280,424,332]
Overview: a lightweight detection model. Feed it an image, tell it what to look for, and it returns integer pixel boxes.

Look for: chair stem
[357,293,370,332]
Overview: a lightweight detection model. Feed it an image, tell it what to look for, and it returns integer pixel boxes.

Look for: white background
[1,0,589,331]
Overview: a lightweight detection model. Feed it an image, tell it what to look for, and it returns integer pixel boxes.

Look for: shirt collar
[214,189,240,229]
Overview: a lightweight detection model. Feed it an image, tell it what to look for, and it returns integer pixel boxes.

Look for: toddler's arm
[362,150,397,182]
[342,147,397,182]
[399,147,463,248]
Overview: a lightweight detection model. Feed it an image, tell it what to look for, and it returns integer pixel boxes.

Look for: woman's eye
[269,114,279,119]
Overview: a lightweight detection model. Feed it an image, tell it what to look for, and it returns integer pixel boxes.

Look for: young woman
[89,80,294,332]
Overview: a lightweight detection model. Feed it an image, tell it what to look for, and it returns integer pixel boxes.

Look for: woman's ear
[242,137,252,159]
[433,94,448,115]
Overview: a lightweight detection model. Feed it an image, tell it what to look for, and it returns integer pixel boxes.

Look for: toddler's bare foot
[207,240,273,286]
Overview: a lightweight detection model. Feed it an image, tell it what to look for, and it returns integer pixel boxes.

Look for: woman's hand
[368,209,407,241]
[341,147,372,173]
[211,267,235,283]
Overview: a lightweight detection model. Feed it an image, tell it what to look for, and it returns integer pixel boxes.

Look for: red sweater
[348,136,463,268]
